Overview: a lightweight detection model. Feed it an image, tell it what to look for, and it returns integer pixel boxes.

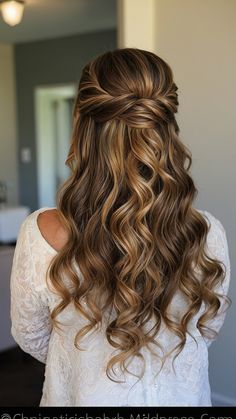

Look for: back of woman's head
[48,48,229,383]
[76,48,178,129]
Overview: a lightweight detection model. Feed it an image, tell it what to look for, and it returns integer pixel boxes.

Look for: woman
[10,48,231,407]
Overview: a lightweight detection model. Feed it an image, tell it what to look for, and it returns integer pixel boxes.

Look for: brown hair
[47,48,230,383]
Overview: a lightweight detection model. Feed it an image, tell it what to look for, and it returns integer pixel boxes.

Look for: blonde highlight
[47,48,231,383]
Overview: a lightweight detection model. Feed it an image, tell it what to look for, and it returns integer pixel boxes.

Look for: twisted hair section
[47,48,231,383]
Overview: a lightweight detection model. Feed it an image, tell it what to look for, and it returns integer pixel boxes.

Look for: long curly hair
[47,48,231,383]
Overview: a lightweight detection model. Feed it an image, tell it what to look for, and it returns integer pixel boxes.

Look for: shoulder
[37,208,62,230]
[195,208,226,238]
[37,208,68,252]
[19,207,68,253]
[18,207,55,235]
[196,208,230,267]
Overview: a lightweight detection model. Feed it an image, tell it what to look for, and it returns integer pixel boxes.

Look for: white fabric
[10,207,231,407]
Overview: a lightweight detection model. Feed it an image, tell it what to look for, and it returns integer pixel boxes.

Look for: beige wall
[117,0,155,51]
[0,43,18,205]
[155,0,236,404]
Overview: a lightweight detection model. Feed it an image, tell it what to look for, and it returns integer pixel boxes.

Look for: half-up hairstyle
[47,48,231,383]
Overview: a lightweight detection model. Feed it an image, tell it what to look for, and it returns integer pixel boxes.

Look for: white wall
[0,43,18,205]
[155,0,236,404]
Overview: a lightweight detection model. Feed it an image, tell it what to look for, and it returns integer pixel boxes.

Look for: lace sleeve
[10,216,52,363]
[201,211,231,348]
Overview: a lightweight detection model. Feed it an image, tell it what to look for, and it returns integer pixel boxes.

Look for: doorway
[35,84,76,208]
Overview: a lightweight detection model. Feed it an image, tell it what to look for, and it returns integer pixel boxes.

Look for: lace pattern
[10,207,231,406]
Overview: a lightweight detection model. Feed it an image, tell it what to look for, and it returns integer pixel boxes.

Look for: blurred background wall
[0,0,117,210]
[0,43,18,205]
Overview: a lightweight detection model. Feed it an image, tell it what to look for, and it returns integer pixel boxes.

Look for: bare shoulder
[37,209,69,252]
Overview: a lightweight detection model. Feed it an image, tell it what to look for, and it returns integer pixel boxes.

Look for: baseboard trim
[211,391,236,406]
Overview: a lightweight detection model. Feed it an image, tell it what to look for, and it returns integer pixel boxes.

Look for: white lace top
[10,207,231,407]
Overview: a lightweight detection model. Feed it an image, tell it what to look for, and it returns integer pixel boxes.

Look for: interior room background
[0,0,235,407]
